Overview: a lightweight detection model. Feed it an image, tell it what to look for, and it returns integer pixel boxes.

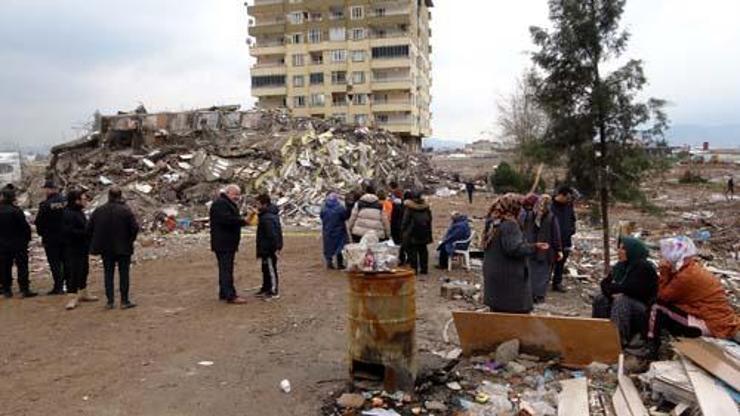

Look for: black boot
[3,291,12,299]
[552,283,568,293]
[20,290,38,299]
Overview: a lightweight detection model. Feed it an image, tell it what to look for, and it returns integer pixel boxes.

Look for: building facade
[247,0,433,149]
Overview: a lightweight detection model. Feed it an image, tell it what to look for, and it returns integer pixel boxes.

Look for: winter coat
[209,194,246,253]
[551,200,576,248]
[600,260,658,306]
[63,205,90,255]
[35,192,66,245]
[658,260,740,338]
[438,215,471,255]
[256,204,283,258]
[0,202,31,253]
[348,194,390,240]
[89,200,139,256]
[483,219,536,313]
[401,199,433,246]
[390,195,405,245]
[521,211,562,264]
[320,199,348,258]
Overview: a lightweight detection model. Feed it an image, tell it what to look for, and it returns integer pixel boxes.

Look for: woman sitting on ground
[592,237,658,348]
[637,236,740,357]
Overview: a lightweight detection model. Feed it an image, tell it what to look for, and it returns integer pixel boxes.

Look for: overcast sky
[1,0,739,149]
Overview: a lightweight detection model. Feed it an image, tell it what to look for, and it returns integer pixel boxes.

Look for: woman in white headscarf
[633,236,739,357]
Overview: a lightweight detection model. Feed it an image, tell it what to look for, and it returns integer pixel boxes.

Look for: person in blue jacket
[436,212,471,269]
[320,192,348,269]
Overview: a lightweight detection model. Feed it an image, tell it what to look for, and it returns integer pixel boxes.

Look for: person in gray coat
[521,194,562,304]
[483,194,549,314]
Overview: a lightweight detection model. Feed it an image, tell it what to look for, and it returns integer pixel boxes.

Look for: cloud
[0,0,738,148]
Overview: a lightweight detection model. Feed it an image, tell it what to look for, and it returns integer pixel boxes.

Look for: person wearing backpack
[401,191,433,276]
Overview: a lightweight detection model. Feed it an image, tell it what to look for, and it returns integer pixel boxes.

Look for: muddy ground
[1,163,737,416]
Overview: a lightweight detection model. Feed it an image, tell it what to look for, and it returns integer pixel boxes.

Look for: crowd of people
[0,181,139,309]
[478,187,739,358]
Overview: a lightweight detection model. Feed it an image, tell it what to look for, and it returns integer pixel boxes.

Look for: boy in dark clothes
[256,194,283,300]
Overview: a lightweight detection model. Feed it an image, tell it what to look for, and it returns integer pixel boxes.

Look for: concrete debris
[336,393,365,409]
[48,107,441,230]
[495,339,521,365]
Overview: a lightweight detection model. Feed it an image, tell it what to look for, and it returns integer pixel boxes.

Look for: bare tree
[496,70,550,174]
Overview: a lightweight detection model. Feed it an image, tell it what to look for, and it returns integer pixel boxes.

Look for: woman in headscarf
[592,237,658,347]
[637,236,740,356]
[482,193,549,313]
[320,192,348,269]
[521,194,563,303]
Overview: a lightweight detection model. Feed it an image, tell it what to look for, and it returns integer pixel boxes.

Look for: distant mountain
[423,138,468,150]
[667,124,740,148]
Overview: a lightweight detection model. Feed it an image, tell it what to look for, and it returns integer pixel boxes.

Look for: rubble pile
[49,107,439,229]
[323,346,619,416]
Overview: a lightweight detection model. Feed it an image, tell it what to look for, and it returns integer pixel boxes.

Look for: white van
[0,152,22,188]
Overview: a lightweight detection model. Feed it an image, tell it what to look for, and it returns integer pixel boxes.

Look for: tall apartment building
[247,0,433,150]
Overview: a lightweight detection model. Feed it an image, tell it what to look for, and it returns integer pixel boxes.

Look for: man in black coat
[255,194,283,301]
[551,186,577,293]
[209,185,248,304]
[401,191,433,276]
[89,187,140,309]
[35,180,67,295]
[0,186,37,298]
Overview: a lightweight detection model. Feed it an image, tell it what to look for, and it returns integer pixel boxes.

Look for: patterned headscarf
[534,194,552,227]
[660,236,698,271]
[484,193,523,247]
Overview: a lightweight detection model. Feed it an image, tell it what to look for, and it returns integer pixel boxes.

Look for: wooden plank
[681,357,739,416]
[674,338,740,392]
[558,378,589,416]
[612,388,631,416]
[618,374,650,416]
[452,311,622,367]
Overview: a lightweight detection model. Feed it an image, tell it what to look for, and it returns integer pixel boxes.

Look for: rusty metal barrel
[348,269,416,392]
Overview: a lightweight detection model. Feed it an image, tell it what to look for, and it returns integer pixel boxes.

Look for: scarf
[483,193,523,248]
[534,194,552,228]
[612,236,650,284]
[660,236,697,272]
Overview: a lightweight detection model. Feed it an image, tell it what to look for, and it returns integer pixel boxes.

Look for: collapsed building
[48,106,441,229]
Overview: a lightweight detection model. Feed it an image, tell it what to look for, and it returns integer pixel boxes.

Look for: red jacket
[658,260,739,338]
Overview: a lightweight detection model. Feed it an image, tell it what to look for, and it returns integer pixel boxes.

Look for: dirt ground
[2,163,736,415]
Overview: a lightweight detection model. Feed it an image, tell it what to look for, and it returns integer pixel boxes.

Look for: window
[309,72,324,85]
[293,96,306,107]
[329,27,346,41]
[332,113,347,123]
[291,33,303,44]
[331,71,347,85]
[351,71,365,84]
[372,45,410,59]
[329,6,344,20]
[308,29,321,43]
[309,51,323,65]
[330,49,346,63]
[292,54,304,66]
[310,93,325,107]
[376,114,389,123]
[251,75,286,88]
[293,75,305,87]
[374,7,386,17]
[350,6,364,20]
[332,93,347,106]
[351,50,366,62]
[288,11,304,24]
[354,114,368,125]
[352,93,368,105]
[351,28,365,41]
[308,12,322,21]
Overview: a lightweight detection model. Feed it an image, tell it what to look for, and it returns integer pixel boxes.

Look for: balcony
[254,0,282,4]
[251,16,286,27]
[252,85,287,96]
[369,7,410,17]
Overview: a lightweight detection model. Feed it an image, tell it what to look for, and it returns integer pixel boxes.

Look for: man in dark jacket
[62,189,97,310]
[209,185,248,304]
[550,186,576,293]
[465,181,475,204]
[389,182,404,246]
[35,180,67,295]
[0,186,37,298]
[401,191,433,276]
[256,194,283,300]
[89,187,140,309]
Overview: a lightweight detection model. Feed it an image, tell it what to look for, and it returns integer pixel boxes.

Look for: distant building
[464,139,511,157]
[247,0,433,150]
[0,152,22,188]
